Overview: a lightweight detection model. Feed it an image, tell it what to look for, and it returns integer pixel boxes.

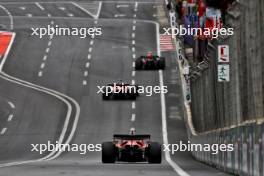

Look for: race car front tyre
[148,142,162,164]
[135,58,143,70]
[102,142,116,163]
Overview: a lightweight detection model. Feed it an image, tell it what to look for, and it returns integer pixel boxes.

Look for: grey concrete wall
[190,0,264,132]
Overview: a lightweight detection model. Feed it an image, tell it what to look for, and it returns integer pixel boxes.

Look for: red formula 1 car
[135,52,165,70]
[102,131,161,163]
[102,81,139,100]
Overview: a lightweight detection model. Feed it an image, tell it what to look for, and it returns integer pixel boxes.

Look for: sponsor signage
[218,65,230,82]
[218,45,229,63]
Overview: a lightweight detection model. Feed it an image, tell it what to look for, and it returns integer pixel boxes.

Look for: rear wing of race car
[113,134,150,140]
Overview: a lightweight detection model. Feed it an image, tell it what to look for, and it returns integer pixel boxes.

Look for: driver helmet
[146,52,153,59]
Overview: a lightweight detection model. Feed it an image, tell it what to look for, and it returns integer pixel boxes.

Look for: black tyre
[158,57,166,70]
[102,93,110,100]
[102,142,116,163]
[148,142,162,164]
[102,86,112,100]
[135,58,143,70]
[128,93,137,100]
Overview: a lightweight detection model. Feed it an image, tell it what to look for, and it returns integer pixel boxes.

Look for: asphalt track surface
[0,1,230,176]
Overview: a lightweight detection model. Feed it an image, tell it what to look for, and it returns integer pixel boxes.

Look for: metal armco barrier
[186,122,264,176]
[176,40,264,175]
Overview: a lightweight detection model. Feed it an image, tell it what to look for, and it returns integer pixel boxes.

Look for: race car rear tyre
[102,93,110,100]
[135,59,143,70]
[129,93,137,100]
[158,57,166,70]
[148,142,162,164]
[102,142,116,163]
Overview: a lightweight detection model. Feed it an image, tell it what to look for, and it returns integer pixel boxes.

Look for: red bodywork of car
[115,140,148,149]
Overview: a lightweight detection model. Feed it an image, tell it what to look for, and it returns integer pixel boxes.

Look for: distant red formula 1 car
[135,52,165,70]
[102,130,161,163]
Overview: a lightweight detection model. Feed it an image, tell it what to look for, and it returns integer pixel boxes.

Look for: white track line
[132,101,136,109]
[35,2,45,10]
[43,55,47,61]
[0,72,80,163]
[155,19,190,175]
[132,62,135,68]
[96,1,102,19]
[59,7,66,11]
[40,63,45,69]
[0,72,75,166]
[0,128,7,135]
[19,6,26,10]
[116,4,129,8]
[89,47,93,52]
[132,26,136,31]
[7,114,13,121]
[114,14,126,17]
[38,71,43,77]
[0,32,80,166]
[84,71,88,77]
[85,62,90,68]
[87,54,91,59]
[135,2,138,9]
[7,101,15,109]
[71,2,97,19]
[0,5,13,30]
[82,80,87,85]
[45,48,50,53]
[133,54,136,59]
[131,114,136,122]
[131,70,136,77]
[90,40,94,45]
